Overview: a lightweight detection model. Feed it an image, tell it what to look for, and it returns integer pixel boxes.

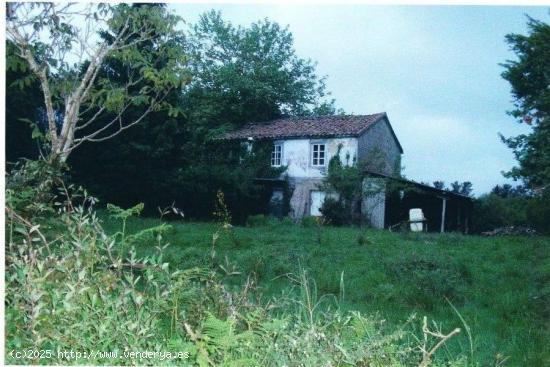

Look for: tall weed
[5,160,471,366]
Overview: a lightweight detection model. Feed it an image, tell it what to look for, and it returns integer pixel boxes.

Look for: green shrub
[320,197,348,226]
[5,160,471,366]
[5,158,68,218]
[357,232,371,246]
[5,199,468,365]
[6,205,194,364]
[471,193,529,233]
[472,191,550,234]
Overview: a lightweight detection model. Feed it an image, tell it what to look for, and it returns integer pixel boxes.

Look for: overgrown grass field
[101,214,549,366]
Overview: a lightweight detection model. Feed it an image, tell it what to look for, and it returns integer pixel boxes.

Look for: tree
[173,12,336,219]
[69,11,335,220]
[449,181,473,197]
[501,17,550,191]
[432,181,445,190]
[323,146,363,220]
[491,183,531,198]
[6,3,189,162]
[182,10,337,138]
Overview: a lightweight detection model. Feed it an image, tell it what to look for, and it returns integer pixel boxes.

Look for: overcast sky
[171,4,549,195]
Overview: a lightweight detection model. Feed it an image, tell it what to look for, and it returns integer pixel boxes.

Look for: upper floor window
[311,143,326,166]
[271,143,282,167]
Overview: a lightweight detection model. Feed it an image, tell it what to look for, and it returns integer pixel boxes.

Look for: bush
[472,191,550,234]
[320,198,348,226]
[5,158,68,217]
[6,204,194,364]
[5,160,470,366]
[5,202,468,365]
[471,193,529,233]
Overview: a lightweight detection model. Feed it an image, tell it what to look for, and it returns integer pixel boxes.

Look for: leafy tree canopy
[501,16,550,191]
[183,10,338,139]
[491,183,531,198]
[66,10,337,220]
[449,181,473,197]
[6,3,189,162]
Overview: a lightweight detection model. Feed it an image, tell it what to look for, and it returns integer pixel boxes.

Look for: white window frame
[271,143,283,167]
[311,143,326,167]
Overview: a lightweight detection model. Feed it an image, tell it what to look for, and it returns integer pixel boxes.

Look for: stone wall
[281,137,358,178]
[277,118,401,226]
[357,117,402,176]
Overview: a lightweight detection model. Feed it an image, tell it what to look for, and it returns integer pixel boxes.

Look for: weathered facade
[219,113,403,227]
[220,112,472,232]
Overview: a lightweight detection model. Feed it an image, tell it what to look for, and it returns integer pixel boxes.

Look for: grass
[101,213,549,366]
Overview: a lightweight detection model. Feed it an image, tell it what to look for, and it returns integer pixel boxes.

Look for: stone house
[220,112,473,232]
[219,112,403,227]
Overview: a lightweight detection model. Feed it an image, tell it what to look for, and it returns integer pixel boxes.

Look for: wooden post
[440,198,447,233]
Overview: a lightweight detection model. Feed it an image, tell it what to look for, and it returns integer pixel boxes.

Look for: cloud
[397,114,521,194]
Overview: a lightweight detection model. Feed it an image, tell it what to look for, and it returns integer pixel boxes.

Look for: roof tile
[218,113,387,140]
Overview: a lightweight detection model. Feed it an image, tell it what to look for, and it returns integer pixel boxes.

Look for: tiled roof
[217,113,388,140]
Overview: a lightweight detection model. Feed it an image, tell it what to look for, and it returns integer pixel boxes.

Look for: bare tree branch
[418,316,461,367]
[70,89,171,152]
[75,107,106,132]
[7,3,186,162]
